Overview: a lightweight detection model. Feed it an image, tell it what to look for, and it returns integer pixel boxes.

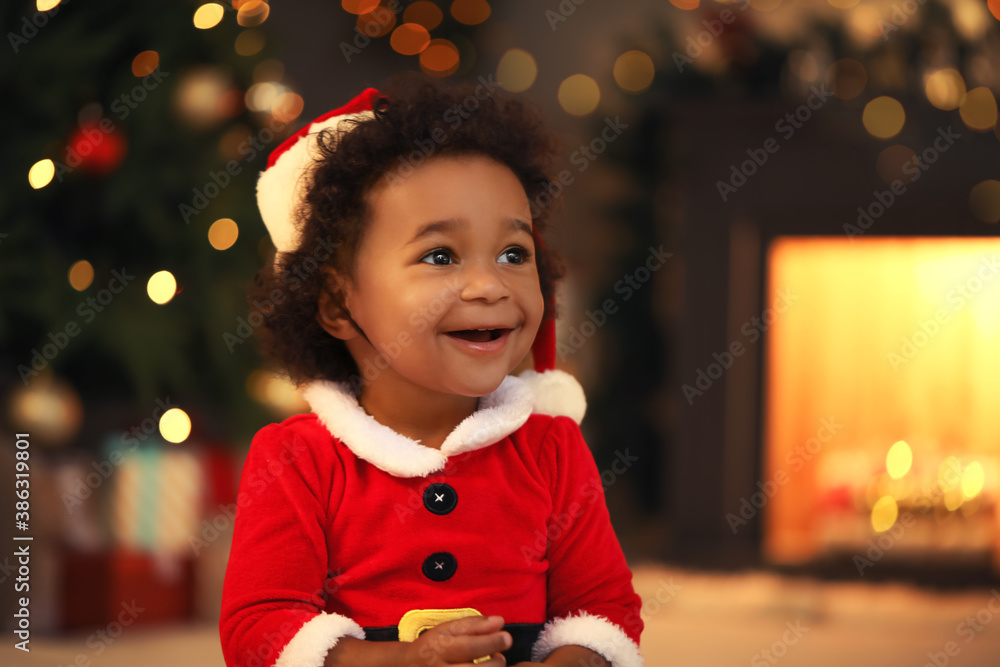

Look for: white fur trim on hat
[274,611,365,667]
[518,368,587,424]
[530,610,643,667]
[256,110,374,256]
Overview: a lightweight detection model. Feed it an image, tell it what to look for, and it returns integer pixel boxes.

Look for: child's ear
[316,268,359,341]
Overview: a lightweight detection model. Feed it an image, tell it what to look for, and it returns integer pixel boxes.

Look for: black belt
[364,622,543,664]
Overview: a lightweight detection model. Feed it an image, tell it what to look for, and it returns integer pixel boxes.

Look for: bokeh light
[147,270,177,305]
[959,86,998,131]
[131,51,160,77]
[342,0,380,14]
[961,461,985,499]
[272,91,304,123]
[247,369,309,415]
[613,50,655,94]
[847,6,882,46]
[68,260,94,291]
[237,0,269,27]
[826,59,867,100]
[193,3,225,29]
[923,68,965,110]
[28,159,55,189]
[235,29,266,56]
[969,180,1000,223]
[37,0,61,10]
[669,0,699,9]
[358,7,396,37]
[870,495,898,532]
[451,0,491,25]
[246,81,278,111]
[862,96,905,139]
[159,408,192,444]
[886,440,912,479]
[497,48,537,93]
[420,39,460,77]
[404,1,443,30]
[558,74,600,116]
[208,218,239,250]
[390,23,431,55]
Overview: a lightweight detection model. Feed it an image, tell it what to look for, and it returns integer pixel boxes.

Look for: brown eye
[498,247,529,264]
[420,249,453,265]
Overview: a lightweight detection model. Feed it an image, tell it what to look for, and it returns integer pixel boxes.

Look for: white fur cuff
[274,612,366,667]
[530,610,643,667]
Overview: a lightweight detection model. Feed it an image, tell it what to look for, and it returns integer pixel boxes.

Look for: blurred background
[2,0,1000,665]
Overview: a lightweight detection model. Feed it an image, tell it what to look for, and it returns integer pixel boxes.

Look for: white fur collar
[301,370,586,478]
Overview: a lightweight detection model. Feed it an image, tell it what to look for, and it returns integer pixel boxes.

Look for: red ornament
[66,120,127,174]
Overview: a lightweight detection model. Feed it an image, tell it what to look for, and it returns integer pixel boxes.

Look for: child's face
[329,153,545,398]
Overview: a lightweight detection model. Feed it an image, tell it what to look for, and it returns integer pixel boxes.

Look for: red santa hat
[256,88,583,420]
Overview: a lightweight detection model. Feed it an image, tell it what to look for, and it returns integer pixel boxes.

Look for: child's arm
[220,423,366,667]
[529,416,645,666]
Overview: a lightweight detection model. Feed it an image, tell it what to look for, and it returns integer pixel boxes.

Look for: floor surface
[6,562,1000,666]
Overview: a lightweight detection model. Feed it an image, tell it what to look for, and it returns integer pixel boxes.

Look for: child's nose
[458,259,510,303]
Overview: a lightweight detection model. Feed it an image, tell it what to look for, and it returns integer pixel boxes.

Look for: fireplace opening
[762,237,1000,574]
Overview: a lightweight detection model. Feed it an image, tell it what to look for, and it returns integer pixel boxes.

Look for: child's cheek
[408,309,427,333]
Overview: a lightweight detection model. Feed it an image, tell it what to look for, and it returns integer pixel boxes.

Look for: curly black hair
[247,71,566,387]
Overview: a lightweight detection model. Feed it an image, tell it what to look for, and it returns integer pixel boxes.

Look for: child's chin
[450,374,507,398]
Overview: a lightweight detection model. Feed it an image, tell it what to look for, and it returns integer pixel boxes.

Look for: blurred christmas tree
[0,0,504,448]
[0,0,296,445]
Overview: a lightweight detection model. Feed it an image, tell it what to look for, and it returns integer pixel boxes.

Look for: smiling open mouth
[446,328,510,343]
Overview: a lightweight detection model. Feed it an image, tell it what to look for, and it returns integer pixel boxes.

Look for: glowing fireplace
[762,237,1000,570]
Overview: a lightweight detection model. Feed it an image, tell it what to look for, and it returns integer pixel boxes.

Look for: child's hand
[399,614,512,666]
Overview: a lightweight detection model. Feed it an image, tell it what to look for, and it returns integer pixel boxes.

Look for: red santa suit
[219,369,644,666]
[226,86,644,667]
